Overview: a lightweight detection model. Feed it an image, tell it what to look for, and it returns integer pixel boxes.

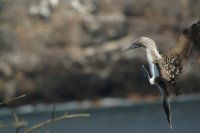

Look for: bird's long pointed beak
[123,42,141,53]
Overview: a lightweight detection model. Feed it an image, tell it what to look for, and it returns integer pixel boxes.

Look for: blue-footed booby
[124,20,200,129]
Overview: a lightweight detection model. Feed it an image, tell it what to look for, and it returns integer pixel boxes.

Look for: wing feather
[155,21,200,95]
[166,20,200,75]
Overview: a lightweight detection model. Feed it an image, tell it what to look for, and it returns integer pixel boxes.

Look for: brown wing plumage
[184,20,200,45]
[156,20,200,94]
[167,21,200,75]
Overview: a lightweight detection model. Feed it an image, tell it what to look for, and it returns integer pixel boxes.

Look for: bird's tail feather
[156,79,173,129]
[163,95,172,129]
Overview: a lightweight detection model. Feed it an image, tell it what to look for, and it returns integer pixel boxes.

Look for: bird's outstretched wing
[166,20,200,76]
[156,21,200,92]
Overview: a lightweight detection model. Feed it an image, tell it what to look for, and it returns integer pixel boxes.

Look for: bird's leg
[140,65,151,80]
[140,65,156,85]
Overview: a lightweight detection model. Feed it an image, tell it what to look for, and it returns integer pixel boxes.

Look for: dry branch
[0,95,26,106]
[24,113,90,133]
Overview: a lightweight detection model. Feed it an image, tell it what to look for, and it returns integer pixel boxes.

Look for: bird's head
[124,37,156,52]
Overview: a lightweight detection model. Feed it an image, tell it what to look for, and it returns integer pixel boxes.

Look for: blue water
[1,98,200,133]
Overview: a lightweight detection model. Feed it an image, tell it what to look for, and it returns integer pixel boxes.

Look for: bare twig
[12,112,27,133]
[24,113,90,133]
[51,103,56,120]
[0,95,27,131]
[0,121,27,130]
[0,95,90,133]
[0,112,27,130]
[0,94,26,106]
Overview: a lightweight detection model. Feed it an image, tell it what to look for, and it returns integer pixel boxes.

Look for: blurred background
[0,0,199,104]
[0,0,200,132]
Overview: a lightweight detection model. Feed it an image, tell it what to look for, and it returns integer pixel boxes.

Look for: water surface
[1,96,200,133]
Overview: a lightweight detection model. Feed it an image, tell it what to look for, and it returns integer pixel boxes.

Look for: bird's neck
[145,47,161,85]
[145,47,162,62]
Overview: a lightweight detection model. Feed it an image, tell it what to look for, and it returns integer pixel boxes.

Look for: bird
[124,20,200,129]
